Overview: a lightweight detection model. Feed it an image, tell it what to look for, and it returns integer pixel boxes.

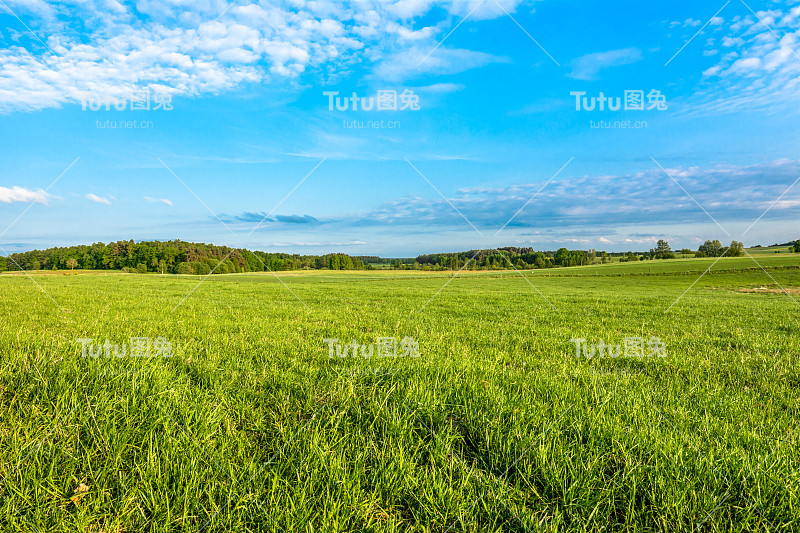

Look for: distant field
[1,256,799,532]
[748,245,796,253]
[530,253,800,277]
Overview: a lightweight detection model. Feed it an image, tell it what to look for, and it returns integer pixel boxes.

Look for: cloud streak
[144,196,173,206]
[86,193,111,205]
[214,159,800,238]
[222,212,320,225]
[360,158,800,230]
[567,47,643,80]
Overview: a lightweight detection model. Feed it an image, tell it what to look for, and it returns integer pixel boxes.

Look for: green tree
[794,241,800,253]
[554,248,569,266]
[728,240,745,257]
[699,239,723,257]
[191,262,211,275]
[652,239,674,259]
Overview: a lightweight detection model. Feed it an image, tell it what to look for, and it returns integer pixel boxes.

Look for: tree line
[413,247,597,270]
[407,238,795,270]
[1,238,797,274]
[642,239,745,259]
[0,240,367,274]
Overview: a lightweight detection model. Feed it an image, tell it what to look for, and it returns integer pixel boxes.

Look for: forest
[2,238,787,274]
[1,240,366,274]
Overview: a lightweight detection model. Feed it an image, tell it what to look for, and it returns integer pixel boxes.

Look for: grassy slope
[1,255,799,532]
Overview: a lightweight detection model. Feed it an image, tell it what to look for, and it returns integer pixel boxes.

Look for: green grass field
[1,254,799,532]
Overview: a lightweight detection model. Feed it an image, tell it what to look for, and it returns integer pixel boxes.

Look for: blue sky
[1,0,799,256]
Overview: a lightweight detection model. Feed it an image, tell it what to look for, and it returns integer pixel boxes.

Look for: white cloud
[363,158,800,231]
[0,0,529,112]
[730,16,754,33]
[414,82,465,93]
[86,193,111,205]
[371,46,505,82]
[386,22,437,42]
[727,56,761,74]
[688,4,800,113]
[386,0,435,19]
[722,36,744,47]
[567,47,643,81]
[0,185,52,204]
[773,199,800,209]
[144,196,174,206]
[623,236,660,245]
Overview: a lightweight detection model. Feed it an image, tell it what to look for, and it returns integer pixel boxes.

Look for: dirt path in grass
[737,286,800,294]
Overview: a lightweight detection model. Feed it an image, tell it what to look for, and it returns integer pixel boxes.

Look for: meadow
[1,253,799,532]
